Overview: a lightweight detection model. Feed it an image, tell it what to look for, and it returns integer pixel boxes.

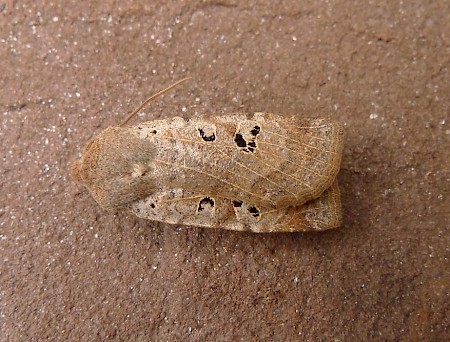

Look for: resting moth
[71,78,344,233]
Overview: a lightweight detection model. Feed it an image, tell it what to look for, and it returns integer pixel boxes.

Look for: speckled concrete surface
[1,1,449,340]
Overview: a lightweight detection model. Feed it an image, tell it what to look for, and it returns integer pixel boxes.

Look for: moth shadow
[337,167,372,235]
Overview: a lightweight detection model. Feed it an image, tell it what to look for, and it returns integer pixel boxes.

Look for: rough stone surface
[1,0,449,340]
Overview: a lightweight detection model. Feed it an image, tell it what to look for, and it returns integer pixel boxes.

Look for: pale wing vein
[258,140,329,165]
[247,152,312,189]
[154,158,274,205]
[153,135,315,197]
[213,146,301,200]
[153,135,322,180]
[263,129,337,154]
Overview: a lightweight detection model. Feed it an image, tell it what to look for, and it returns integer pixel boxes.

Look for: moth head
[71,138,98,183]
[71,127,157,209]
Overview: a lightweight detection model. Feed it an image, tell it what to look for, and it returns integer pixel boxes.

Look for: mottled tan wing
[129,181,342,232]
[131,113,343,209]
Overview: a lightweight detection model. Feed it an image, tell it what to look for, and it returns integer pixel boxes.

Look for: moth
[71,78,344,233]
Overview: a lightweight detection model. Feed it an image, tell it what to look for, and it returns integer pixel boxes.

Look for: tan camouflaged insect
[71,78,344,232]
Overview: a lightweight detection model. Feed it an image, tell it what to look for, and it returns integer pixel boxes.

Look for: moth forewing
[130,181,342,232]
[131,113,343,210]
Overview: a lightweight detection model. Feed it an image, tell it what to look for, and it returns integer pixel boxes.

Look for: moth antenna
[119,77,192,127]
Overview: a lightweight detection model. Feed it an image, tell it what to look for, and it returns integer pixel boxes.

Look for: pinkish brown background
[1,1,449,340]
